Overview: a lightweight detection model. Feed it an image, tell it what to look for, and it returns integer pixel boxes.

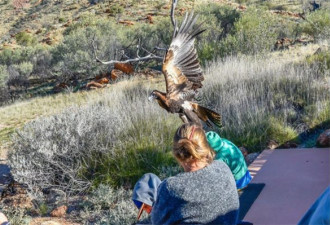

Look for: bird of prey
[148,12,222,128]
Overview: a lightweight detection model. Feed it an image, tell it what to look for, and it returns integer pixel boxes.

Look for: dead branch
[171,0,178,38]
[92,36,162,65]
[93,0,178,65]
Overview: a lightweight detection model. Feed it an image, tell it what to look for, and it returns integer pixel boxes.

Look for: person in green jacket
[206,131,252,189]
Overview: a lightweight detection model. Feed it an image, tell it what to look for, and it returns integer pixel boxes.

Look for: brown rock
[35,29,43,34]
[53,82,68,92]
[63,20,72,27]
[275,37,293,50]
[316,129,330,147]
[42,37,53,45]
[111,69,124,81]
[238,5,246,10]
[86,80,105,89]
[114,62,134,74]
[118,20,135,26]
[50,205,67,217]
[280,142,298,149]
[147,15,153,24]
[267,140,279,149]
[245,153,259,165]
[97,77,110,84]
[239,147,248,157]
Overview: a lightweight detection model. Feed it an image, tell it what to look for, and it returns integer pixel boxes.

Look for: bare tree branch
[171,0,178,38]
[92,0,179,65]
[92,34,162,65]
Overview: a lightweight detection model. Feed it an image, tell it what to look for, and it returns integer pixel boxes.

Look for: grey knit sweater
[151,160,239,225]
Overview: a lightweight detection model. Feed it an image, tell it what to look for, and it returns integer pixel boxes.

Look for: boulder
[111,69,124,81]
[267,140,279,149]
[147,15,153,24]
[46,189,66,205]
[280,142,298,149]
[114,62,134,74]
[316,129,330,147]
[245,153,259,165]
[239,147,248,157]
[97,77,110,84]
[50,205,67,218]
[86,80,106,89]
[118,20,135,26]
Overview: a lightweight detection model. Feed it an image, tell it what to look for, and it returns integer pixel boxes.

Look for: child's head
[173,123,215,164]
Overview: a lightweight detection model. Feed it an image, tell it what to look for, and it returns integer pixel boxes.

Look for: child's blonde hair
[173,123,215,164]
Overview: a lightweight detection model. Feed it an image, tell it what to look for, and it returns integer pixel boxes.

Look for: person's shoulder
[210,160,232,174]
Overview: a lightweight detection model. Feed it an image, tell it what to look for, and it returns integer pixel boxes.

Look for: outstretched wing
[162,12,205,100]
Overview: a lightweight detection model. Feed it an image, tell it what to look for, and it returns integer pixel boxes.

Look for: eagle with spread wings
[148,12,222,128]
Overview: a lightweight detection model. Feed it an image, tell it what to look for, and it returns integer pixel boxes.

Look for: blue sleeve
[298,186,330,225]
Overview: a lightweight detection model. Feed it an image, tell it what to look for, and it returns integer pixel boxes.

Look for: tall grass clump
[8,78,179,199]
[202,56,329,150]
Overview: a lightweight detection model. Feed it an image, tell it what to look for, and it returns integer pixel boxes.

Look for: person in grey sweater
[133,123,239,224]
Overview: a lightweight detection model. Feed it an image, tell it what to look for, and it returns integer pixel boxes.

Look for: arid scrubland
[5,52,330,224]
[0,0,329,224]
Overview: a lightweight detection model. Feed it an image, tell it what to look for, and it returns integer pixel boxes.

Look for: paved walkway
[242,148,330,225]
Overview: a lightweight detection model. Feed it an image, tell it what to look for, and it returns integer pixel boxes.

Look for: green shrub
[80,184,138,224]
[300,9,330,39]
[0,65,8,88]
[58,17,66,23]
[15,31,37,46]
[306,50,330,73]
[219,8,278,55]
[13,61,33,77]
[8,82,179,198]
[267,117,299,144]
[195,3,241,62]
[109,3,124,15]
[0,45,52,79]
[52,17,122,81]
[303,102,330,128]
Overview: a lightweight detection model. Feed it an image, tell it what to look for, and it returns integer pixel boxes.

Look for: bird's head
[148,90,159,101]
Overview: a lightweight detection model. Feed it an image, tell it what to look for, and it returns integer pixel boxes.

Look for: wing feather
[162,12,205,98]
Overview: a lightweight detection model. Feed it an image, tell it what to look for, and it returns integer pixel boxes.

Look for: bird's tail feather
[192,103,222,128]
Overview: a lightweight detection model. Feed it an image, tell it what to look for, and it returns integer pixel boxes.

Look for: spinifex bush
[8,79,179,198]
[202,56,329,150]
[80,184,138,224]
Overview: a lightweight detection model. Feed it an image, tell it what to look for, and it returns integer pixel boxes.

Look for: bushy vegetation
[219,7,278,56]
[8,54,329,201]
[15,31,37,46]
[300,9,330,40]
[51,16,121,82]
[202,56,329,150]
[8,79,180,198]
[1,1,328,104]
[80,184,138,224]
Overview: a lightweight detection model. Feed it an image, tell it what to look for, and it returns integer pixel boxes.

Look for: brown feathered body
[149,13,222,128]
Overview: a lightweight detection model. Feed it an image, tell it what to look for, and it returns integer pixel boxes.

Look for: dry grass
[0,76,163,157]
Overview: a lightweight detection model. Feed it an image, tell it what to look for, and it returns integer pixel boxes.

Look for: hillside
[1,0,328,49]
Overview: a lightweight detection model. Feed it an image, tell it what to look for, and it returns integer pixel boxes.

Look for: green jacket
[206,131,247,181]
